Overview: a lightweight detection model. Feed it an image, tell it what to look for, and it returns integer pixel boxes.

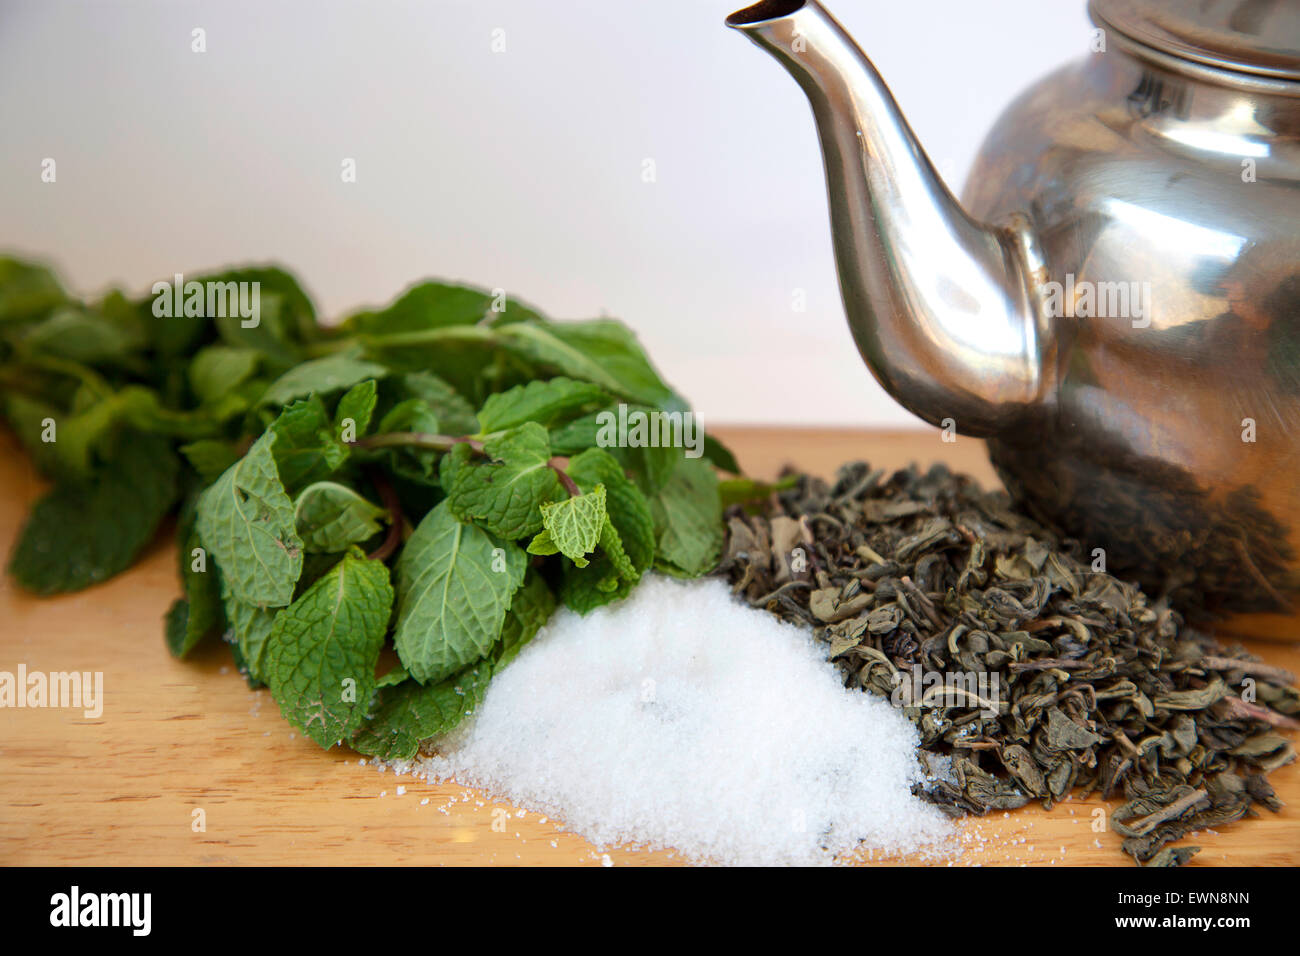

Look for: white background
[0,0,1090,426]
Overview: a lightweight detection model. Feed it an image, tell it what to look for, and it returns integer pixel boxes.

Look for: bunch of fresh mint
[0,257,738,759]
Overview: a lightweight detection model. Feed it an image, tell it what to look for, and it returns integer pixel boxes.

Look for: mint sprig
[0,258,740,754]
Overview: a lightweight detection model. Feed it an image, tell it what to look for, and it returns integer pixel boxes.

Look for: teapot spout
[728,0,1050,435]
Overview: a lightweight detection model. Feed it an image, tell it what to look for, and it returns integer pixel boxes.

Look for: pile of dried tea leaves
[718,462,1300,866]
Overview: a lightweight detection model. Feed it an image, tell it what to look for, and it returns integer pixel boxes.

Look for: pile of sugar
[410,575,953,865]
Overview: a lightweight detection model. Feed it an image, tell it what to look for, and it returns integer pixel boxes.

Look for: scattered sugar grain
[412,575,952,866]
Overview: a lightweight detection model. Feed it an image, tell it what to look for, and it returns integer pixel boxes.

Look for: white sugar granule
[412,575,952,866]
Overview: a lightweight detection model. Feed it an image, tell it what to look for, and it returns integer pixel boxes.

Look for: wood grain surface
[1,424,1296,866]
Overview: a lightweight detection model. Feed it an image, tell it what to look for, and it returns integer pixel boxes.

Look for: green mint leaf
[475,376,606,434]
[557,557,626,614]
[264,550,394,748]
[399,371,478,435]
[536,483,606,567]
[493,571,555,671]
[195,429,303,608]
[0,257,66,322]
[189,346,261,404]
[547,403,681,494]
[334,379,378,438]
[166,521,224,658]
[376,664,408,689]
[267,396,348,491]
[21,305,141,364]
[649,457,723,577]
[566,447,655,576]
[377,397,440,436]
[294,481,388,553]
[525,529,559,556]
[394,501,526,684]
[207,266,317,363]
[260,352,387,408]
[223,586,278,684]
[495,319,682,407]
[343,281,495,335]
[8,433,180,594]
[702,432,741,474]
[351,662,493,762]
[179,439,242,485]
[599,517,637,583]
[441,422,561,539]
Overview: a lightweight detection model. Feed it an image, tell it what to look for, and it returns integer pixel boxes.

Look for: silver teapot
[728,0,1300,640]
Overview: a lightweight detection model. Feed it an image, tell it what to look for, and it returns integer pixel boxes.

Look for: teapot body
[962,48,1300,638]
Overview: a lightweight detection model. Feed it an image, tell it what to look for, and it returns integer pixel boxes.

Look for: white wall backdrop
[0,0,1090,426]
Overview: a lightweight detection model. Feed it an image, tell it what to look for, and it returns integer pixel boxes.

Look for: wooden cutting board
[1,425,1296,866]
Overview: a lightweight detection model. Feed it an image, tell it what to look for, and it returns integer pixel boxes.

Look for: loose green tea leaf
[264,549,394,747]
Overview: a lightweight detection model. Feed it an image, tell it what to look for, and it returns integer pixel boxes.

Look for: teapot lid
[1090,0,1300,81]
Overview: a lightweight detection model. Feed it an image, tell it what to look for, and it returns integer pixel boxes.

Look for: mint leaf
[535,484,606,567]
[493,571,555,671]
[394,501,526,684]
[0,257,66,322]
[702,432,740,474]
[260,353,387,407]
[8,433,180,594]
[441,422,561,538]
[566,447,655,575]
[189,346,261,404]
[223,587,278,684]
[268,396,348,491]
[344,281,494,335]
[166,519,224,658]
[22,306,141,364]
[334,379,378,438]
[294,481,388,553]
[264,550,394,748]
[399,371,478,435]
[650,457,723,576]
[351,662,493,762]
[377,397,439,436]
[195,430,303,608]
[476,377,606,434]
[496,320,682,407]
[179,439,241,484]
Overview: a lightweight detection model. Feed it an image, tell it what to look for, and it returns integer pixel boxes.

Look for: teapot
[727,0,1300,640]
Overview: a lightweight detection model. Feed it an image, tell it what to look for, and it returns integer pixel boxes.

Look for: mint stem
[549,457,580,497]
[366,469,404,563]
[350,432,484,453]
